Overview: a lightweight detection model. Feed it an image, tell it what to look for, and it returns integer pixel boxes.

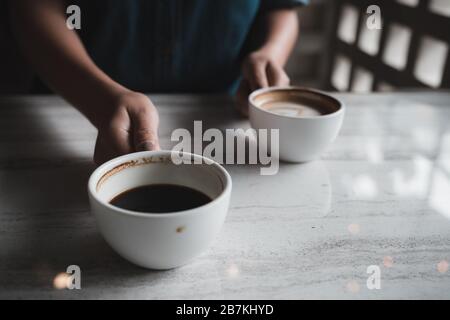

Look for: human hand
[236,50,290,117]
[93,91,160,165]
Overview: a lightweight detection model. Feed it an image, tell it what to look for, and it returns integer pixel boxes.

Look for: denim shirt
[60,0,308,93]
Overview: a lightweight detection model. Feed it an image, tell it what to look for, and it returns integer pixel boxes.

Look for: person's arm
[236,8,299,115]
[9,0,160,164]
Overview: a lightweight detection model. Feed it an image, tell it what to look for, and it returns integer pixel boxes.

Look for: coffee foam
[253,88,341,117]
[262,101,322,117]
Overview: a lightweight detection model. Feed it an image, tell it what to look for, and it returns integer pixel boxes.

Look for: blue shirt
[65,0,308,94]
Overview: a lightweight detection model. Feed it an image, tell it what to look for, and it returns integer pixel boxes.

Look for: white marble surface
[1,92,450,299]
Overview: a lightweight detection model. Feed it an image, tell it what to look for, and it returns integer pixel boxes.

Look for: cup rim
[88,150,232,218]
[249,86,345,120]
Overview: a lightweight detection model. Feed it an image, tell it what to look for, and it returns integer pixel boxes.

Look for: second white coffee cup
[249,86,345,163]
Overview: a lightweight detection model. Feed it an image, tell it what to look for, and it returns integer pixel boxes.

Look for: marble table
[0,92,450,300]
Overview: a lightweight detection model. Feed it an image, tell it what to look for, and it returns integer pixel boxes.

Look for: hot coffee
[261,101,322,117]
[110,184,212,213]
[253,88,339,118]
[249,87,344,162]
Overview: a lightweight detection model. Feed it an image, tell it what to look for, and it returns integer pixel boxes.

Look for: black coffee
[110,184,212,213]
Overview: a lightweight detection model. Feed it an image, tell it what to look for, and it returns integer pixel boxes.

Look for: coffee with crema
[261,101,323,117]
[249,86,344,162]
[254,88,339,118]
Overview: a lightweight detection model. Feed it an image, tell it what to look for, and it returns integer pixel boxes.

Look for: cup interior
[90,152,228,213]
[250,87,342,118]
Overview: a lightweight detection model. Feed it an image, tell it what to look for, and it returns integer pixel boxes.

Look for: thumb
[130,108,161,152]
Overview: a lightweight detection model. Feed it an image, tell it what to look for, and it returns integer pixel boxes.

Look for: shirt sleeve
[260,0,309,11]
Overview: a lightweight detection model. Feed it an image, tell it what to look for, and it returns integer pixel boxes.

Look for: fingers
[93,126,132,165]
[238,57,290,118]
[108,108,134,154]
[244,57,290,92]
[244,58,269,91]
[93,94,161,165]
[134,128,160,151]
[93,134,108,165]
[235,80,251,117]
[267,63,290,87]
[250,63,269,90]
[128,102,161,152]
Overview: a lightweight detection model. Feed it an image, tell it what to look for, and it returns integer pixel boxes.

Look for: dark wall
[0,0,34,94]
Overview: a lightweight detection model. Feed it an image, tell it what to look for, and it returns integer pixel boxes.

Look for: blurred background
[290,0,450,92]
[1,0,449,94]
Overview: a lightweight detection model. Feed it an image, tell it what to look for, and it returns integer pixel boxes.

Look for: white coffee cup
[249,87,345,162]
[88,150,232,270]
